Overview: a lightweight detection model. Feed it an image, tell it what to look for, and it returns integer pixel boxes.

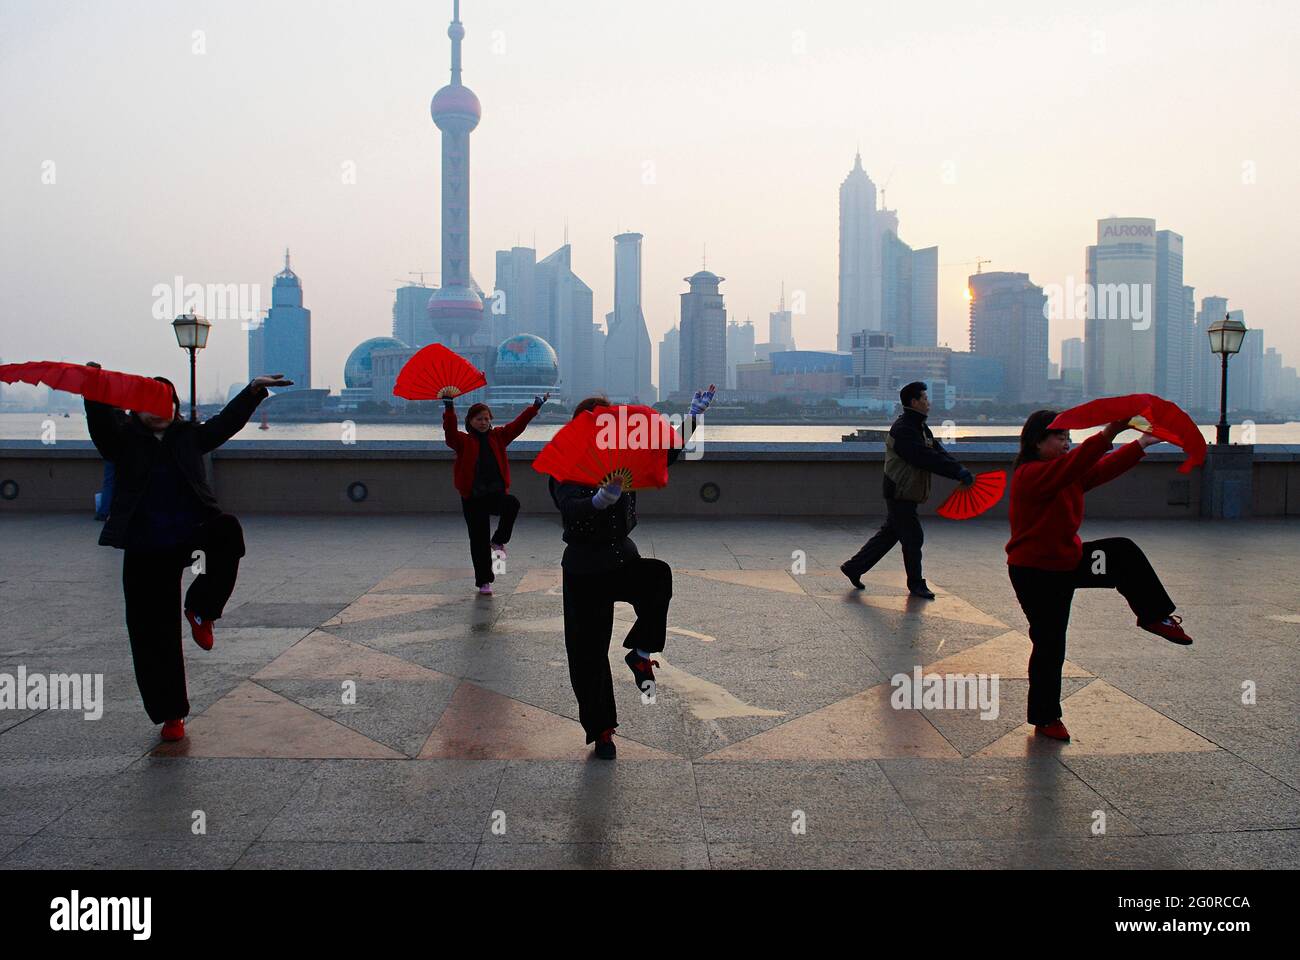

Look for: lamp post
[1207,312,1247,445]
[171,313,212,422]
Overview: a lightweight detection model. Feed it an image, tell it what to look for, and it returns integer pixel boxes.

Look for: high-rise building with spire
[426,1,492,375]
[603,232,654,402]
[249,249,310,391]
[679,270,727,396]
[838,152,879,351]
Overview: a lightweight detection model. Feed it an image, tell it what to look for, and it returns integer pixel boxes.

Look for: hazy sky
[2,0,1297,399]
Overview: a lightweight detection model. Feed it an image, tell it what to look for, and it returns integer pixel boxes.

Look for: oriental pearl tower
[427,1,483,346]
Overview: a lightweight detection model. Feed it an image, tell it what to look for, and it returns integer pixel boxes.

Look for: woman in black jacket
[549,387,713,759]
[85,366,290,741]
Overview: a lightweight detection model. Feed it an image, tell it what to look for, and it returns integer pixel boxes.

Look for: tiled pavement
[1,513,1297,869]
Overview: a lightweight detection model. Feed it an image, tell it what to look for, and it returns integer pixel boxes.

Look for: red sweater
[443,405,539,498]
[1005,432,1145,571]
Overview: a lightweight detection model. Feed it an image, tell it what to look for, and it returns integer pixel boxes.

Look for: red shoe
[161,718,185,741]
[185,609,214,651]
[594,728,616,760]
[1139,615,1193,645]
[1034,720,1071,741]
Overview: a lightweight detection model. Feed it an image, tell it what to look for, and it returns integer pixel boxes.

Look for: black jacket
[548,418,692,575]
[86,383,268,549]
[882,407,965,501]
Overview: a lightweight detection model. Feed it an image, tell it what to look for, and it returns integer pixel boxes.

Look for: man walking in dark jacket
[86,364,290,741]
[841,381,973,599]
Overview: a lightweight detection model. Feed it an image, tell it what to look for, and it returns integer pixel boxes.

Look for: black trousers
[121,514,245,724]
[1009,537,1176,725]
[844,498,926,588]
[460,493,520,586]
[561,558,673,743]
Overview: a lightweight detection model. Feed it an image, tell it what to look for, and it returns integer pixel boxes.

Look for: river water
[3,412,1297,445]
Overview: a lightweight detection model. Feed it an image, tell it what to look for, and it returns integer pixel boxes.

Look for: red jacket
[1006,432,1145,571]
[443,404,539,498]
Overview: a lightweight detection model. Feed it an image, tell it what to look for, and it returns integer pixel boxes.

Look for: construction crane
[943,257,993,274]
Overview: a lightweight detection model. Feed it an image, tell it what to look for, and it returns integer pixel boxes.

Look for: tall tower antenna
[780,280,785,312]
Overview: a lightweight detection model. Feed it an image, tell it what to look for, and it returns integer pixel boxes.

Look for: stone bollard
[1199,443,1253,519]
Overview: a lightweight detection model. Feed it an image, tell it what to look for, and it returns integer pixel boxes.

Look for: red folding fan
[1048,394,1206,474]
[393,344,486,401]
[0,361,175,418]
[936,470,1007,520]
[532,405,683,490]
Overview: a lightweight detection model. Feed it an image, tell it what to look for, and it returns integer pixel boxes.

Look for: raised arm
[84,399,127,461]
[1017,430,1115,498]
[442,401,464,452]
[195,380,270,453]
[497,398,542,444]
[82,362,126,461]
[668,385,714,468]
[1083,439,1147,491]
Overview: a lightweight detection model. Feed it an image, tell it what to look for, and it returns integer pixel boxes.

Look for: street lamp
[1207,312,1247,445]
[171,313,212,422]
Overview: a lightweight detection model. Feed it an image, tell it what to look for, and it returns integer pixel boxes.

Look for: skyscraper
[679,271,727,396]
[1061,337,1084,373]
[1155,230,1192,407]
[536,243,595,402]
[768,288,796,352]
[658,325,680,402]
[968,271,1049,405]
[725,317,755,389]
[249,249,311,390]
[426,1,491,373]
[392,284,432,348]
[492,246,538,343]
[1084,218,1157,397]
[837,152,879,350]
[603,232,653,402]
[1193,296,1229,411]
[838,153,938,350]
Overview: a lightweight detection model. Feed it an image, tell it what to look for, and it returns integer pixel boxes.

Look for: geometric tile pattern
[156,566,1221,764]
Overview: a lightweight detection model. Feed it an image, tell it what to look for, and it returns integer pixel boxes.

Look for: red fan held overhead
[0,361,175,419]
[1048,394,1206,474]
[393,344,486,401]
[533,404,683,490]
[937,471,1007,520]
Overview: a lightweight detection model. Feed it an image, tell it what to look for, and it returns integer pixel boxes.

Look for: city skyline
[1,0,1296,401]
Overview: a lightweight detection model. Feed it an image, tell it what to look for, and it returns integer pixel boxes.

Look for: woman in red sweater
[443,394,547,595]
[1006,411,1192,741]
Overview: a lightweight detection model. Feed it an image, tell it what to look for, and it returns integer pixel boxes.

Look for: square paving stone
[1059,751,1300,834]
[0,755,141,834]
[0,836,250,870]
[1163,829,1300,869]
[473,841,711,870]
[260,759,506,843]
[482,760,702,844]
[42,757,321,841]
[694,761,925,843]
[232,841,477,870]
[878,756,1144,840]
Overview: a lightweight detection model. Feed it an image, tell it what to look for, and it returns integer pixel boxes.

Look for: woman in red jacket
[1006,411,1192,742]
[443,393,548,595]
